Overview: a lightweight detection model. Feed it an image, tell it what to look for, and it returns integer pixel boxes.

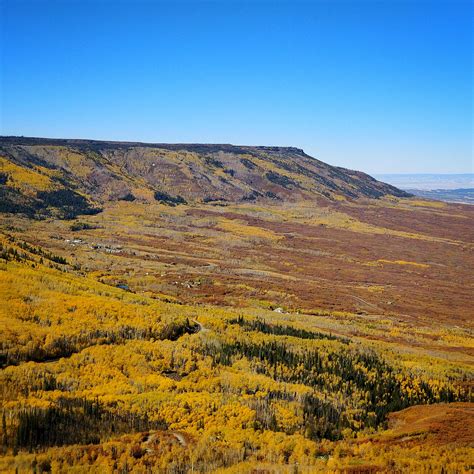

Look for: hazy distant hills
[374,173,474,204]
[0,136,409,218]
[374,173,473,190]
[402,188,474,205]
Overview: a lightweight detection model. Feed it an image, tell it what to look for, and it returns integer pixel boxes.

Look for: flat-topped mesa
[0,136,410,218]
[0,137,303,154]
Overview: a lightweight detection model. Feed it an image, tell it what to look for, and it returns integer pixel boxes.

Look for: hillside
[0,234,472,473]
[0,136,473,472]
[0,136,409,218]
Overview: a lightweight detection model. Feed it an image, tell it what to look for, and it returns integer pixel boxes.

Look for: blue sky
[1,0,472,173]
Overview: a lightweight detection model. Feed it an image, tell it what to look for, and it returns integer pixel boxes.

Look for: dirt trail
[350,295,381,311]
[191,319,208,334]
[171,432,187,447]
[143,431,188,453]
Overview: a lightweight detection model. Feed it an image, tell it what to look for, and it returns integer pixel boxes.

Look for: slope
[0,136,409,218]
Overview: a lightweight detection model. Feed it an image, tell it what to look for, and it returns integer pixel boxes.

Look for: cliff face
[0,136,410,218]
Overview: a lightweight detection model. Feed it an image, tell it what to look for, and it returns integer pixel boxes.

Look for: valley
[0,138,472,472]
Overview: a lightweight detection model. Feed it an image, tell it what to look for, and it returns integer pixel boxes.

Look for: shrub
[154,190,187,205]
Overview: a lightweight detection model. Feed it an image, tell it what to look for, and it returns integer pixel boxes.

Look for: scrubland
[1,196,473,473]
[0,140,473,472]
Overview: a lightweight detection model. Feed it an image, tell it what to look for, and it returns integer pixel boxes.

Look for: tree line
[198,335,470,439]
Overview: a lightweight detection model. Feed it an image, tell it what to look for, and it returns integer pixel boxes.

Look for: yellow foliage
[0,232,471,473]
[409,199,447,208]
[217,217,283,241]
[377,259,430,268]
[0,156,54,193]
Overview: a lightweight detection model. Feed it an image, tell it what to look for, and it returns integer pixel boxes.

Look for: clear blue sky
[1,0,472,173]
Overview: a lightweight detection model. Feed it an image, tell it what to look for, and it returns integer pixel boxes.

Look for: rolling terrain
[374,174,474,205]
[0,137,473,472]
[0,136,409,217]
[404,188,474,205]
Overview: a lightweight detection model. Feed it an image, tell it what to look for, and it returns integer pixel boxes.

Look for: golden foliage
[0,157,54,193]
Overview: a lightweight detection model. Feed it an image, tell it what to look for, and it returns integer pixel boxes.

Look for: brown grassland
[0,141,473,473]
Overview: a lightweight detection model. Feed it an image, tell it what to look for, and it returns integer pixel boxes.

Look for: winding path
[191,319,208,334]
